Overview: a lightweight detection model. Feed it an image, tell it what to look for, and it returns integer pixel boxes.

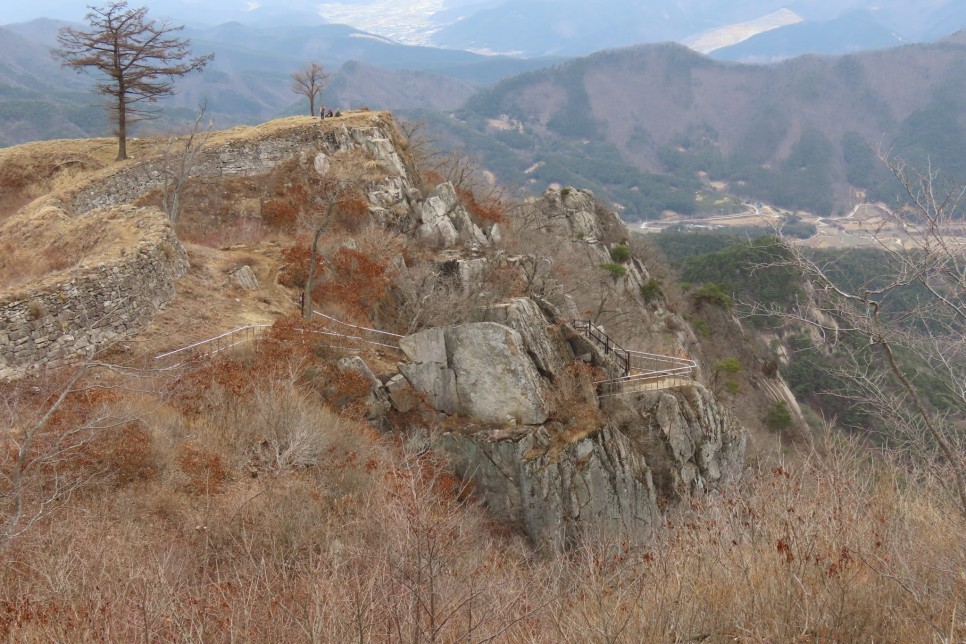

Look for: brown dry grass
[0,110,393,290]
[1,347,963,642]
[0,204,145,292]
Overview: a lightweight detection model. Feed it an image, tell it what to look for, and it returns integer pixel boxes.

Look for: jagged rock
[570,209,602,241]
[484,297,573,379]
[438,425,661,552]
[608,384,746,495]
[415,189,461,248]
[385,374,420,414]
[399,322,548,425]
[229,265,258,290]
[337,356,380,389]
[415,183,488,250]
[337,356,389,420]
[313,152,330,176]
[398,327,460,414]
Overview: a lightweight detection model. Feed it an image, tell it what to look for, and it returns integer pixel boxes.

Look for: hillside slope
[0,112,962,641]
[447,37,966,218]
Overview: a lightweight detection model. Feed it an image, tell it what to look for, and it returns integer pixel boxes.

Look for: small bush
[27,300,46,320]
[609,244,631,264]
[764,400,793,431]
[715,357,742,375]
[691,318,710,337]
[599,263,627,279]
[458,187,508,227]
[639,278,663,303]
[691,282,734,309]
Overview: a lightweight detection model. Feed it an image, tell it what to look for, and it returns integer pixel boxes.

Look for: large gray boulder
[438,425,661,552]
[399,322,548,425]
[484,297,573,379]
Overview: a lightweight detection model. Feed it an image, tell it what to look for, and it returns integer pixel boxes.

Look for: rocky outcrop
[482,298,573,379]
[606,384,746,495]
[414,182,489,251]
[438,425,661,552]
[399,322,548,425]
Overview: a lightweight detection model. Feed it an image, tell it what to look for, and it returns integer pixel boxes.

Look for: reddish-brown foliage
[261,198,299,231]
[458,187,508,226]
[323,247,392,321]
[178,441,228,494]
[421,169,445,190]
[277,236,326,289]
[79,423,157,485]
[332,190,369,233]
[484,263,526,300]
[167,357,256,418]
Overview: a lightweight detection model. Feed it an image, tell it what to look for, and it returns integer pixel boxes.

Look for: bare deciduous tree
[759,156,966,513]
[55,1,213,161]
[291,62,330,117]
[158,102,212,225]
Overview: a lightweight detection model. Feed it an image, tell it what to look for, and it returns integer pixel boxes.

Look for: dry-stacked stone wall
[69,117,404,215]
[1,113,406,379]
[0,206,188,379]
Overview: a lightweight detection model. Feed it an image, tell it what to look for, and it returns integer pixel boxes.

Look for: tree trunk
[116,86,127,161]
[302,227,324,320]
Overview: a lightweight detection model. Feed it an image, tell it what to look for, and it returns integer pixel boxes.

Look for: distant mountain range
[3,11,966,221]
[710,10,905,62]
[0,18,563,146]
[425,0,961,57]
[428,31,966,218]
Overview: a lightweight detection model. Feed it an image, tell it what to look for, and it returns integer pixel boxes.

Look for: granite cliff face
[378,185,749,550]
[387,290,746,550]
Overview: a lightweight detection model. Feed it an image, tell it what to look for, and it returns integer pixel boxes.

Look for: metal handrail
[312,311,404,339]
[153,324,271,369]
[572,319,696,395]
[294,328,403,353]
[573,319,631,376]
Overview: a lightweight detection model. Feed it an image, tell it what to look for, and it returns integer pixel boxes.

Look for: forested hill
[435,34,966,219]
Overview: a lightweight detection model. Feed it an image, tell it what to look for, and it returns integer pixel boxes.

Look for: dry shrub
[421,168,445,191]
[457,186,508,227]
[483,261,526,300]
[261,198,299,231]
[176,441,228,495]
[323,246,393,323]
[277,235,326,290]
[179,217,268,248]
[80,423,157,486]
[541,434,966,642]
[547,362,604,433]
[331,189,370,233]
[318,366,373,418]
[2,391,963,641]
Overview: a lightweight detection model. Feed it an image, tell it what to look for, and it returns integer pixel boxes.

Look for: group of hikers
[319,105,340,119]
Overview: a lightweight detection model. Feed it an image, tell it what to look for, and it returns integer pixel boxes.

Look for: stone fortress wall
[0,114,406,379]
[0,207,188,379]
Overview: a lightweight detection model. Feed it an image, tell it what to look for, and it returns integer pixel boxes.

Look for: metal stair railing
[572,319,631,376]
[572,319,697,396]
